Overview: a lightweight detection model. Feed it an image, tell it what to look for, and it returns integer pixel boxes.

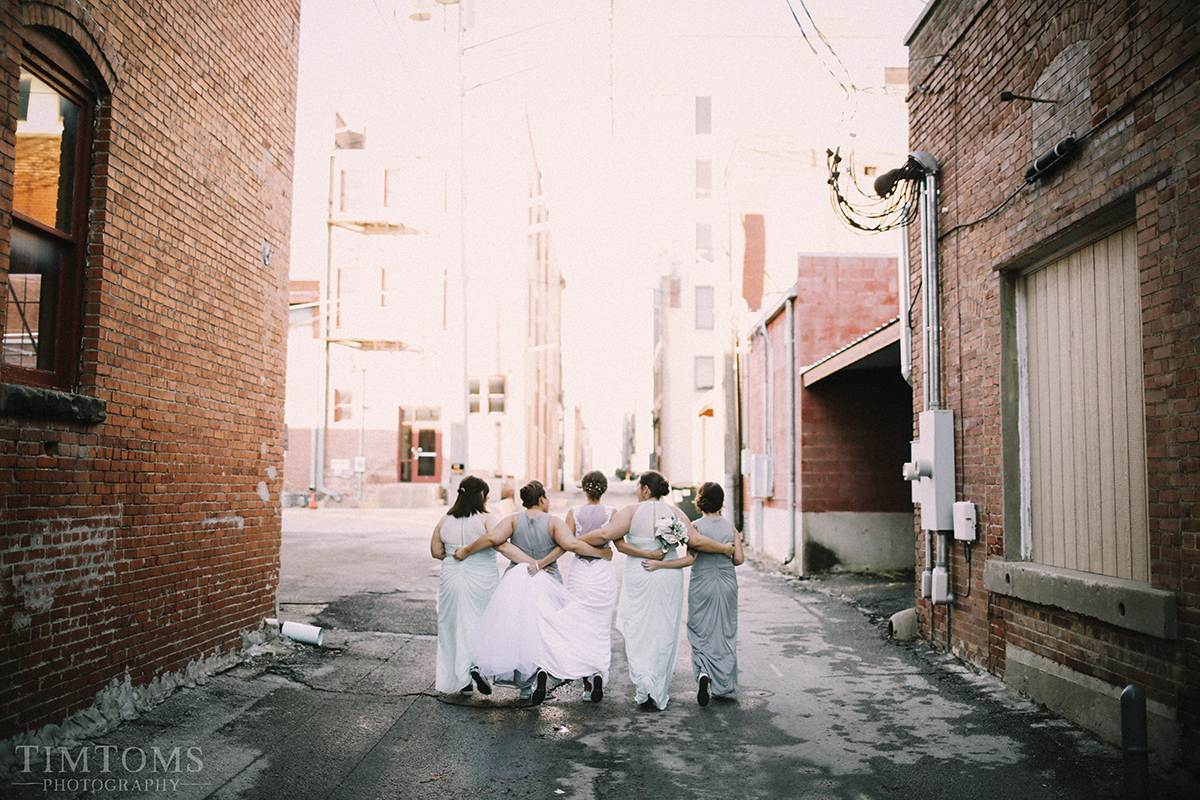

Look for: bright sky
[290,0,926,474]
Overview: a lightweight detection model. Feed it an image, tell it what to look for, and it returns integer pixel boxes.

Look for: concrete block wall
[0,0,299,740]
[906,0,1200,761]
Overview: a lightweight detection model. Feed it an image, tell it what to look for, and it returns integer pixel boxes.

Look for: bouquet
[654,515,689,548]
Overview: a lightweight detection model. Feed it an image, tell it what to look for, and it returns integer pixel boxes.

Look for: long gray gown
[687,515,739,696]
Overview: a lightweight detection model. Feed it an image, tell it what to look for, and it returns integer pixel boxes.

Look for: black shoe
[470,669,491,695]
[591,675,603,703]
[697,674,711,707]
[531,670,548,704]
[639,697,658,712]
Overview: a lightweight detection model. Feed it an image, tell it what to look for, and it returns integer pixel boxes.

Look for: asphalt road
[8,482,1197,799]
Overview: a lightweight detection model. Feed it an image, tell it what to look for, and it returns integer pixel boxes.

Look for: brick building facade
[744,254,914,573]
[0,0,298,742]
[905,0,1199,765]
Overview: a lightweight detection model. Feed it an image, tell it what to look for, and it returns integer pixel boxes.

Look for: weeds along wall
[0,0,299,739]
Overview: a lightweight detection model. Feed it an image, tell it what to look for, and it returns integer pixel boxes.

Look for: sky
[289,0,926,474]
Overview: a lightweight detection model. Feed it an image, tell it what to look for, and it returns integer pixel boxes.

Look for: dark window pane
[4,226,63,370]
[695,96,711,135]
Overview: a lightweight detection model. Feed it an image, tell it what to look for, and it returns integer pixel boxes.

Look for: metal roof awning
[801,318,901,387]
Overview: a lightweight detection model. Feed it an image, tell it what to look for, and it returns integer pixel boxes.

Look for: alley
[7,485,1194,800]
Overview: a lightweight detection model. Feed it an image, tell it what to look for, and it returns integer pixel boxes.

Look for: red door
[398,407,442,483]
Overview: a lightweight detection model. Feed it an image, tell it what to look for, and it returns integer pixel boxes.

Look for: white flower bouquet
[654,515,689,548]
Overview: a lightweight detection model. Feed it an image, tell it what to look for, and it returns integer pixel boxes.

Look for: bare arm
[678,509,735,556]
[644,550,696,571]
[454,512,509,560]
[615,537,666,560]
[431,517,448,561]
[552,514,612,560]
[578,503,637,546]
[731,527,745,566]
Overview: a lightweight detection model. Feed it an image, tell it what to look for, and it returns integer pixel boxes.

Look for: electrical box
[953,501,977,541]
[903,409,955,531]
[749,454,773,499]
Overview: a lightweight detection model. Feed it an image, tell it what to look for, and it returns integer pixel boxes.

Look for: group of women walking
[430,469,744,711]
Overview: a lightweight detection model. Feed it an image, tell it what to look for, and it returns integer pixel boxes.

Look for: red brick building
[905,0,1199,765]
[0,0,298,742]
[744,254,914,573]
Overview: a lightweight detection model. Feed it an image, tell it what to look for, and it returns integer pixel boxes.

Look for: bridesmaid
[430,476,498,696]
[578,471,734,711]
[682,481,744,705]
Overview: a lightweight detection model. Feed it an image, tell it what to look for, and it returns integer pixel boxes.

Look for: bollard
[1121,684,1149,800]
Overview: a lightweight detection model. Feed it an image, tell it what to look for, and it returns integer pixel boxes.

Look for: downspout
[899,217,913,385]
[785,287,799,572]
[753,321,772,553]
[314,154,342,504]
[914,151,944,600]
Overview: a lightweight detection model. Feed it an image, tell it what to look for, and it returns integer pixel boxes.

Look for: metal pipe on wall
[785,288,799,571]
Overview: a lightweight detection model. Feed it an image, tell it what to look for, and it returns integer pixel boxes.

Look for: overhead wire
[782,0,854,96]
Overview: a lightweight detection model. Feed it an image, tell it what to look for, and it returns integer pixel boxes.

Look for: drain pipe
[753,320,773,553]
[912,151,948,602]
[784,286,799,571]
[899,216,913,386]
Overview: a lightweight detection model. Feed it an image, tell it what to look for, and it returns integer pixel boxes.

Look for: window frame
[694,355,715,391]
[695,285,714,330]
[2,31,96,392]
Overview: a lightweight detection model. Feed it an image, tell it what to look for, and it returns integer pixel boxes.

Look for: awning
[800,317,901,387]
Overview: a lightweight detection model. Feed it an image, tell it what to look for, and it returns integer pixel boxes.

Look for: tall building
[0,1,299,740]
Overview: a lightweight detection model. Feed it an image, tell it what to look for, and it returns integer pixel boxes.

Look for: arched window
[2,29,96,391]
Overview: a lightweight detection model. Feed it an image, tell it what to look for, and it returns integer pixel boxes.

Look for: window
[695,286,714,330]
[1015,226,1147,581]
[469,376,506,414]
[339,169,365,213]
[468,377,481,413]
[694,355,714,390]
[333,389,353,422]
[384,168,403,208]
[487,376,506,413]
[3,33,97,390]
[695,96,711,135]
[696,223,713,262]
[695,159,712,198]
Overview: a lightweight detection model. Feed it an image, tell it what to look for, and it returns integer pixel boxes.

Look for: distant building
[623,4,914,538]
[0,1,299,741]
[284,115,565,504]
[522,124,565,490]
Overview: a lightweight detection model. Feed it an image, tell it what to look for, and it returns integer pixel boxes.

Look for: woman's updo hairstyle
[519,480,547,509]
[581,470,607,501]
[695,481,724,514]
[448,475,489,518]
[638,471,670,499]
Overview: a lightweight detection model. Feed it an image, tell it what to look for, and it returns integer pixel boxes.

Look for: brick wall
[907,0,1200,758]
[800,370,913,513]
[0,0,299,739]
